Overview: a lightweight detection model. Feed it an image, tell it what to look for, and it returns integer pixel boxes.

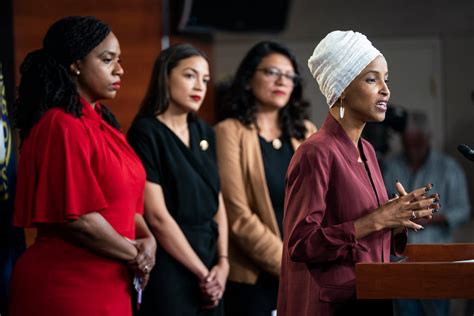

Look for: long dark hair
[217,41,309,140]
[12,16,120,142]
[134,43,208,119]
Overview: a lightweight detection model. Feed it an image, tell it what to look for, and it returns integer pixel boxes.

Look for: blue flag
[0,62,25,314]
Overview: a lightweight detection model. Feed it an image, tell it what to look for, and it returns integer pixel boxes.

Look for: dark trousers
[224,273,278,316]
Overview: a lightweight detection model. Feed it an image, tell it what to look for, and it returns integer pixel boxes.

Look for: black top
[258,134,294,236]
[128,116,219,225]
[127,115,222,316]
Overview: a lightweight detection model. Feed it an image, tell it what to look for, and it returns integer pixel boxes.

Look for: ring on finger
[410,211,416,220]
[144,265,150,273]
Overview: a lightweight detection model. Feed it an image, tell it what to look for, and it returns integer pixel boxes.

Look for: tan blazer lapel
[240,120,317,240]
[243,125,281,238]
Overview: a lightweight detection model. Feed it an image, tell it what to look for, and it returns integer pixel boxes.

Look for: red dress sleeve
[14,110,108,227]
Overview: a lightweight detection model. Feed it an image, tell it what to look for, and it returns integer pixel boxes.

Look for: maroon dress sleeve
[284,142,369,264]
[14,110,108,227]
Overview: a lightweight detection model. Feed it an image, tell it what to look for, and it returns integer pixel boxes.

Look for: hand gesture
[393,181,440,228]
[376,182,440,231]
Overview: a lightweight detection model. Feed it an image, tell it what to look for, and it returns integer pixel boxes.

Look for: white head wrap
[308,30,382,107]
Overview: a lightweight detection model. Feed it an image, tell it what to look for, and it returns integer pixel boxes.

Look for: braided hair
[13,16,120,141]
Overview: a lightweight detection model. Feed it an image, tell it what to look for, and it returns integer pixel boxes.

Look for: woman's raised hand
[376,183,440,231]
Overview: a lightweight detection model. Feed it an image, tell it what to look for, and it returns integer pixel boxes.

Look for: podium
[356,243,474,299]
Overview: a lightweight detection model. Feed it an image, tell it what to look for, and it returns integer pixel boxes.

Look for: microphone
[457,144,474,161]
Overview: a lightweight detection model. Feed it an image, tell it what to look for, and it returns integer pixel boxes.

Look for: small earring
[339,99,345,119]
[75,70,80,75]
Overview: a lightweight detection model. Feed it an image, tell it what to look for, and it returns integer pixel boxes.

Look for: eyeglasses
[256,67,301,85]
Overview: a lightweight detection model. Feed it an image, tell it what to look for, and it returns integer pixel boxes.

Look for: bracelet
[218,255,228,259]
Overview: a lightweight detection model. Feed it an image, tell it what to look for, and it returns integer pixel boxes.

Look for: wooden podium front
[356,244,474,299]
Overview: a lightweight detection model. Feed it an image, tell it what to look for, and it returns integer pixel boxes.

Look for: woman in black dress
[127,44,228,315]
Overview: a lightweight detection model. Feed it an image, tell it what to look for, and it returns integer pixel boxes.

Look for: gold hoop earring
[339,99,345,119]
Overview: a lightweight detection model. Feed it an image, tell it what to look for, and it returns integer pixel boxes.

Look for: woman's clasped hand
[199,258,229,309]
[126,236,157,288]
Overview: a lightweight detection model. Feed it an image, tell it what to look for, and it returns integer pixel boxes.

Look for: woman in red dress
[8,16,156,316]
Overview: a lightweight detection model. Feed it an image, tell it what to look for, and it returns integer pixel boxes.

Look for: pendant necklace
[272,138,282,150]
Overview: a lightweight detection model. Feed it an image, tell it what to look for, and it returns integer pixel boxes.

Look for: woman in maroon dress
[278,31,440,316]
[9,16,156,316]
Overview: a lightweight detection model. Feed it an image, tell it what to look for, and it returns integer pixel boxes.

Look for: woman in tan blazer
[215,41,317,316]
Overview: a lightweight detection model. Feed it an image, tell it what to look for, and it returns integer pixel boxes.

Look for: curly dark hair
[217,41,310,140]
[134,43,208,119]
[12,16,120,142]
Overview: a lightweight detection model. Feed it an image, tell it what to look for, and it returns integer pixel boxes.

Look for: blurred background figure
[215,41,316,316]
[362,105,407,170]
[383,110,471,316]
